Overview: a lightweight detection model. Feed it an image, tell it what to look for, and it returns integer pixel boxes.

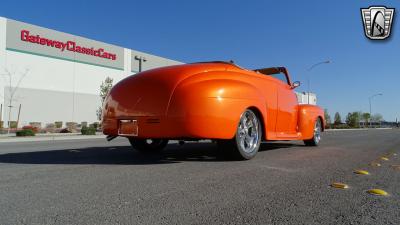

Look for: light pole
[307,60,331,104]
[134,56,147,72]
[368,93,382,127]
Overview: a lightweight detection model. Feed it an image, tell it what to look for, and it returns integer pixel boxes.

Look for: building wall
[131,49,181,72]
[295,92,317,105]
[0,17,182,127]
[4,87,99,125]
[2,36,128,126]
[0,17,7,124]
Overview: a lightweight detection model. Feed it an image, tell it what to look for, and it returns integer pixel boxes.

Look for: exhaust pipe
[106,135,117,142]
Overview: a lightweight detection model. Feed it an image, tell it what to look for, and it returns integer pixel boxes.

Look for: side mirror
[291,81,301,89]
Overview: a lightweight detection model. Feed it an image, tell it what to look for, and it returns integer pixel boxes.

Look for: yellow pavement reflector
[370,162,381,167]
[331,182,349,189]
[381,157,389,161]
[367,189,388,196]
[354,169,369,175]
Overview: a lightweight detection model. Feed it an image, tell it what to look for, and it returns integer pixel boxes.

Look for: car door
[268,71,299,137]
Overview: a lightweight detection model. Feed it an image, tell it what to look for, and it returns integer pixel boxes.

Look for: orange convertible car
[102,61,324,159]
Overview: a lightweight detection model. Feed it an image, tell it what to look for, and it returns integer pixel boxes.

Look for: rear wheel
[217,109,262,160]
[304,118,322,146]
[128,138,169,153]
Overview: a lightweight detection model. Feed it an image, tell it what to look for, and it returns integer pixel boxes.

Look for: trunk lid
[103,63,233,118]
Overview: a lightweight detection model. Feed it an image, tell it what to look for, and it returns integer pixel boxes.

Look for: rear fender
[298,105,325,139]
[167,77,267,139]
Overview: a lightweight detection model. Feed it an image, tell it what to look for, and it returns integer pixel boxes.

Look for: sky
[1,0,399,121]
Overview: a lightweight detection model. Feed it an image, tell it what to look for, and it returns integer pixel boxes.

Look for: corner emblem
[361,6,395,40]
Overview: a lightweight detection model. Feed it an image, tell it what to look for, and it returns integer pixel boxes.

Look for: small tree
[96,77,113,121]
[361,112,371,127]
[1,67,29,133]
[346,111,361,128]
[334,112,342,127]
[345,113,351,126]
[324,109,331,129]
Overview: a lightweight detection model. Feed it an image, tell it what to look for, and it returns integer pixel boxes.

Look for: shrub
[81,126,96,135]
[55,121,63,128]
[16,129,35,136]
[9,121,17,128]
[22,125,39,133]
[90,122,99,130]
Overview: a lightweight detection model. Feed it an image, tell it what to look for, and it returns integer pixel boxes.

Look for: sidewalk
[325,128,392,131]
[0,132,106,143]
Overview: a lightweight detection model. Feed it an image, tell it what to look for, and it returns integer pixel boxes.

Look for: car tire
[217,109,262,160]
[304,118,322,146]
[128,138,169,153]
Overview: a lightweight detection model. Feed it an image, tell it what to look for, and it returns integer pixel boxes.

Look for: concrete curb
[0,134,106,143]
[325,128,392,132]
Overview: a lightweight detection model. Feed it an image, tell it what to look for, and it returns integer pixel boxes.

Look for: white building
[0,17,182,128]
[295,92,317,105]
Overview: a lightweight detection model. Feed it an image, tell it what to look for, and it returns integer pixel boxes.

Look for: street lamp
[134,56,147,72]
[307,60,331,104]
[368,93,382,127]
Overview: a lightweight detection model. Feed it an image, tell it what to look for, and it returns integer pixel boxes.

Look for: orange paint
[102,62,324,141]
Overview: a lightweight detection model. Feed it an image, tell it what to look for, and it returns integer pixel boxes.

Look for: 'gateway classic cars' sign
[6,19,124,70]
[20,30,117,61]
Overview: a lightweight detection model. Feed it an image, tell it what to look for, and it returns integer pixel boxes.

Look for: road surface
[0,129,399,225]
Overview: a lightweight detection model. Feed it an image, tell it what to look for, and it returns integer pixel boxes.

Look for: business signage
[20,30,117,60]
[6,19,124,70]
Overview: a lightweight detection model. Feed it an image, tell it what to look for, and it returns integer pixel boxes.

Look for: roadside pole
[16,104,21,129]
[307,60,331,104]
[0,104,2,127]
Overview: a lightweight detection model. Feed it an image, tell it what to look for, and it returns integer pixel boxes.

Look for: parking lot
[0,129,399,225]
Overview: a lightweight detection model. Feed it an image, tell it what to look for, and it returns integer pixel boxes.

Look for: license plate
[118,120,138,136]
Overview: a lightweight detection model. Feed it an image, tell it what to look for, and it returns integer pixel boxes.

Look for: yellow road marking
[354,170,369,175]
[367,189,388,196]
[331,182,349,189]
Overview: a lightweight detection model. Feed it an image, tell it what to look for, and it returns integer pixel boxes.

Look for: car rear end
[101,63,235,139]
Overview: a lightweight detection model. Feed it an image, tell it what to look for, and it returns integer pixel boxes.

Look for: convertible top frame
[254,67,292,85]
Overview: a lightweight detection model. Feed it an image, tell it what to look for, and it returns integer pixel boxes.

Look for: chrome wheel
[216,109,262,160]
[304,118,322,146]
[314,119,322,144]
[237,110,260,154]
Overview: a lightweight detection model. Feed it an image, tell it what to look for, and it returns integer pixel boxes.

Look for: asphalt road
[0,129,399,225]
